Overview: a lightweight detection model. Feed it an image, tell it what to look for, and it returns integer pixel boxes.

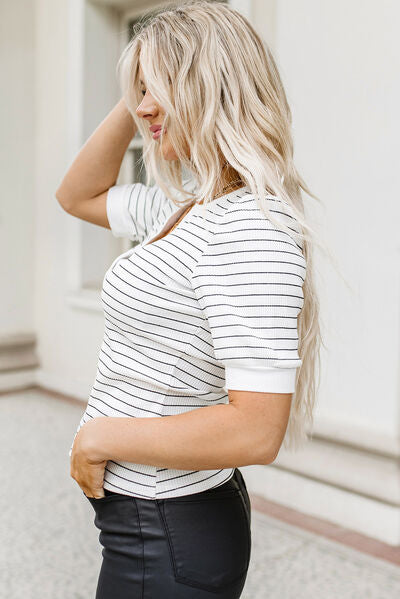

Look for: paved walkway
[1,388,399,598]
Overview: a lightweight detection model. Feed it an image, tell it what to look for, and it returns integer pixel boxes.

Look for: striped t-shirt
[69,179,306,499]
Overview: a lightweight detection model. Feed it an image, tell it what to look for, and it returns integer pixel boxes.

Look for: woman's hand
[70,418,108,498]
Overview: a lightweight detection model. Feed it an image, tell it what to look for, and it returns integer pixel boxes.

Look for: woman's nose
[136,97,158,120]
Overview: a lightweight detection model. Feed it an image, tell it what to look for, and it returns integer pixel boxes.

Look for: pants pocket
[157,489,251,593]
[84,491,123,504]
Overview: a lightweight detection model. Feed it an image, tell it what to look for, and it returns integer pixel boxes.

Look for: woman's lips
[153,128,166,139]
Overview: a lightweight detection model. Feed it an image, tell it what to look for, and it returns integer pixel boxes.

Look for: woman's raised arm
[55,98,137,227]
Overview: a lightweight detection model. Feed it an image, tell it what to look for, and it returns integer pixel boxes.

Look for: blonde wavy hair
[116,0,326,452]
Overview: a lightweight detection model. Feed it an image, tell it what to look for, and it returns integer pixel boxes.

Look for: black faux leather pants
[85,468,252,598]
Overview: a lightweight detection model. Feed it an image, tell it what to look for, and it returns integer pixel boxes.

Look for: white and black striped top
[69,180,306,499]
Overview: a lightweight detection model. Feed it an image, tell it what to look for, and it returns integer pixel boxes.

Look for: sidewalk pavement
[1,388,399,599]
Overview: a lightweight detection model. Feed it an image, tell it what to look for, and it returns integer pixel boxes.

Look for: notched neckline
[143,185,250,248]
[143,201,196,247]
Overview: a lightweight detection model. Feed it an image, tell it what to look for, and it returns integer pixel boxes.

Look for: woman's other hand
[70,418,109,498]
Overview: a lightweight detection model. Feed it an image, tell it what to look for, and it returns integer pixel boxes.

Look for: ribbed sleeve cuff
[106,184,129,238]
[225,365,297,393]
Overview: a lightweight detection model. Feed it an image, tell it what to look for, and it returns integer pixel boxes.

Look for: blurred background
[1,0,399,597]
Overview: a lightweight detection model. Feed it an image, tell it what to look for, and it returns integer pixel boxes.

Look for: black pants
[85,468,251,598]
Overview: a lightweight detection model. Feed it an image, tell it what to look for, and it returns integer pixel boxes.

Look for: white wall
[241,0,400,543]
[34,0,110,399]
[0,0,35,338]
[33,0,170,399]
[256,0,400,441]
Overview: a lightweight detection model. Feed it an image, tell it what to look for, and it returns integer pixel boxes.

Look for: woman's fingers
[83,488,106,499]
[71,451,107,497]
[69,420,108,497]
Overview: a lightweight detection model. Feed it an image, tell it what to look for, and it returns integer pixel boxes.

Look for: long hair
[116,0,326,452]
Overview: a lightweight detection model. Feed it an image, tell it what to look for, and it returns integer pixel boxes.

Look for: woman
[57,1,321,597]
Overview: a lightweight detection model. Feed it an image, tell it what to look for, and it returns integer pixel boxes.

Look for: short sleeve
[106,177,198,244]
[191,200,306,393]
[106,182,169,243]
